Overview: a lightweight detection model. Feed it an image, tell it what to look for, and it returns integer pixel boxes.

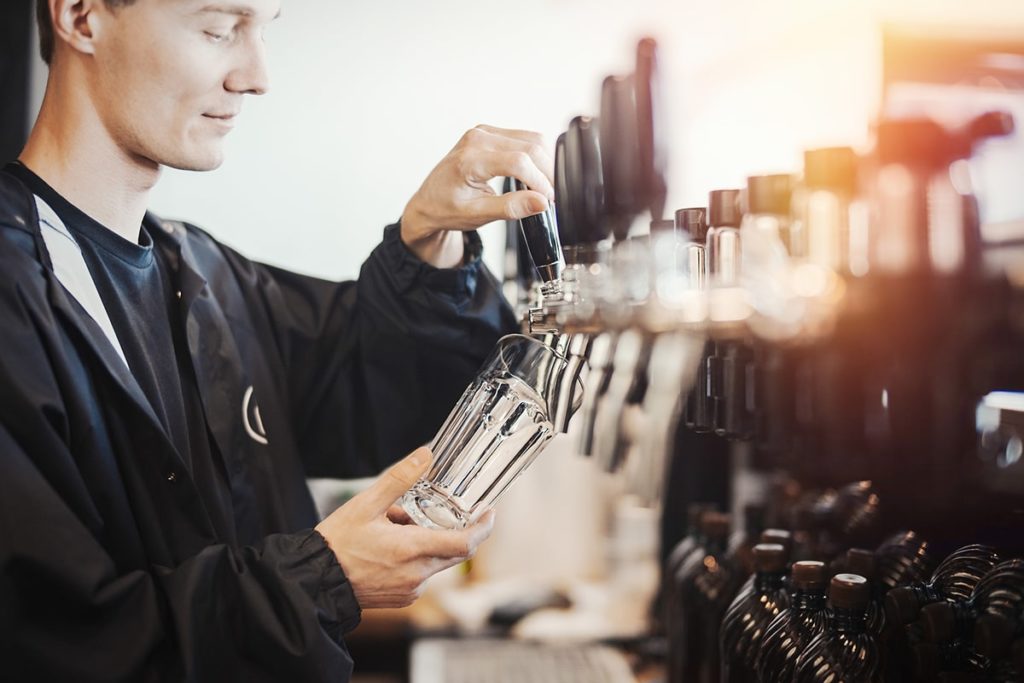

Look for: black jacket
[0,168,516,681]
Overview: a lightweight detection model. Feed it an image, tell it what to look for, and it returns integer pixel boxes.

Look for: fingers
[460,127,554,198]
[473,124,546,148]
[464,190,550,224]
[466,126,554,191]
[406,509,497,561]
[387,504,414,525]
[359,447,433,517]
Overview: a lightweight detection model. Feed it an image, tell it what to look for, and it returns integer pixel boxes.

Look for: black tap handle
[506,178,564,283]
[554,132,579,247]
[562,115,608,246]
[600,74,640,241]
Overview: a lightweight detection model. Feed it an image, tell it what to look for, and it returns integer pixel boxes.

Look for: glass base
[400,482,471,530]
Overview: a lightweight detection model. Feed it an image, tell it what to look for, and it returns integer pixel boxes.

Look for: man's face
[89,0,281,171]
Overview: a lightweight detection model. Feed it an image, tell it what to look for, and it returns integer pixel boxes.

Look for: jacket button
[176,291,183,299]
[167,472,177,483]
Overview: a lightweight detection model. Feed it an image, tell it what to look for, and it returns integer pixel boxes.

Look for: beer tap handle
[506,178,565,288]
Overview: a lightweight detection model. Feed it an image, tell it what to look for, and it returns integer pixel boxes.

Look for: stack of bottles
[663,486,1023,681]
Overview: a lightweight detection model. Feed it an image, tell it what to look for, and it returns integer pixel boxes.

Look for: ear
[49,0,107,58]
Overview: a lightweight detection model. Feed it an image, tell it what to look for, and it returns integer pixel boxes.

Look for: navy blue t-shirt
[10,162,236,539]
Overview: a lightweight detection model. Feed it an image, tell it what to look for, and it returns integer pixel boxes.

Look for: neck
[19,64,161,244]
[793,588,827,611]
[832,606,867,634]
[754,570,787,593]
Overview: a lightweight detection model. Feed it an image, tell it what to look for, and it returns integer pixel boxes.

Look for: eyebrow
[197,4,282,20]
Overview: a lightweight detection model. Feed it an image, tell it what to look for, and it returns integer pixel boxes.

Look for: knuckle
[513,151,531,169]
[454,148,474,175]
[503,199,522,221]
[527,143,546,161]
[463,126,485,145]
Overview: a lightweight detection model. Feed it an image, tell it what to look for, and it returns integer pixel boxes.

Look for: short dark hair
[36,0,137,65]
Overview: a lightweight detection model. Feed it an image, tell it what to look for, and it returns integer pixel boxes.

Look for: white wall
[28,0,1024,281]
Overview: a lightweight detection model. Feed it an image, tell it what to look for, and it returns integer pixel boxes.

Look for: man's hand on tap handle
[400,125,555,268]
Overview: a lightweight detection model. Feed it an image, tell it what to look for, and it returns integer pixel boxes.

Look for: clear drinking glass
[400,334,583,530]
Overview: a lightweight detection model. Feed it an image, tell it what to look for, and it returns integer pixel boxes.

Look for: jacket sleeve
[0,246,361,681]
[0,418,359,682]
[215,223,519,478]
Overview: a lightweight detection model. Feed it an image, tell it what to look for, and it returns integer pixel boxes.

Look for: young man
[0,0,556,679]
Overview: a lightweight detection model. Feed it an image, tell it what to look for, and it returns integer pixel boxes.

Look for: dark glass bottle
[665,503,714,673]
[729,503,768,576]
[672,512,744,683]
[719,543,791,682]
[886,545,1001,627]
[844,548,887,637]
[756,561,829,683]
[667,504,714,581]
[971,560,1024,662]
[908,560,1024,680]
[874,530,932,594]
[794,573,881,682]
[872,531,933,679]
[828,480,882,549]
[911,640,990,681]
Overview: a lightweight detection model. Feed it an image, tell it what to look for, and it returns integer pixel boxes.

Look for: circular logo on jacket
[242,385,269,445]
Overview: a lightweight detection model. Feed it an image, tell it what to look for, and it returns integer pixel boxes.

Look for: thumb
[472,190,549,223]
[362,447,433,516]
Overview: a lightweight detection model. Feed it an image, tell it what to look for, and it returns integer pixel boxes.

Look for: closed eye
[204,30,233,43]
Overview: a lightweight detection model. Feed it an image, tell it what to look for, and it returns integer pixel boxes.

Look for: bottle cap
[974,613,1016,658]
[708,189,742,228]
[746,174,794,216]
[753,544,788,573]
[674,207,708,241]
[920,601,956,642]
[884,585,922,625]
[845,548,877,582]
[803,147,857,193]
[792,561,828,590]
[701,512,732,539]
[761,528,790,544]
[829,573,869,610]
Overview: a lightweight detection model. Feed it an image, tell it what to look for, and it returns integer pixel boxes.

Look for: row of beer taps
[504,37,1024,508]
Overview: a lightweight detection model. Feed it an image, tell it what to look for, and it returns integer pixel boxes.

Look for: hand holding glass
[400,334,582,530]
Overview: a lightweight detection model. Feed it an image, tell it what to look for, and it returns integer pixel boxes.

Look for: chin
[157,141,226,173]
[164,153,225,173]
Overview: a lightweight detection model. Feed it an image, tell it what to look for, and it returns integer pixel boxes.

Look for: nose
[225,37,270,96]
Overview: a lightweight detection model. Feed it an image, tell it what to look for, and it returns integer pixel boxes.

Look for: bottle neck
[754,570,787,593]
[913,583,944,607]
[832,606,868,634]
[792,589,827,611]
